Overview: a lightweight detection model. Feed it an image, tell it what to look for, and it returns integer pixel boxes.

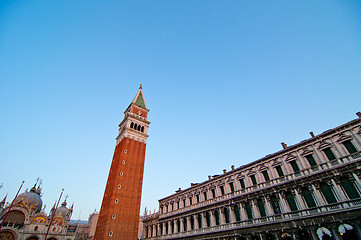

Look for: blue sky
[0,1,360,220]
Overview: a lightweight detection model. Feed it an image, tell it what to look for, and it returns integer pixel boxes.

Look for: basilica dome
[16,187,43,213]
[55,201,71,219]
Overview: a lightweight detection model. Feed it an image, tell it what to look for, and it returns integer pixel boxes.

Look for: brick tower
[95,85,150,240]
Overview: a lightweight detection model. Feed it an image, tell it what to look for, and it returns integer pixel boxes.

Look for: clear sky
[0,1,360,220]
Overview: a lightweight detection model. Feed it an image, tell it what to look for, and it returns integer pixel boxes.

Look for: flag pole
[0,181,25,231]
[44,188,64,240]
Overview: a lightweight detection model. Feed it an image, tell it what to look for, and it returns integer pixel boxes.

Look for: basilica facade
[0,185,76,240]
[142,113,361,240]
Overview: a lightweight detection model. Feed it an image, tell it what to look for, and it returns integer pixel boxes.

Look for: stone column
[294,188,307,210]
[229,205,236,223]
[194,214,199,230]
[174,219,178,234]
[311,182,326,206]
[330,224,342,240]
[168,221,172,234]
[153,224,157,237]
[278,191,288,213]
[352,172,361,192]
[186,216,191,231]
[331,178,348,201]
[210,210,216,226]
[180,219,184,233]
[251,198,260,218]
[201,212,206,228]
[265,195,274,216]
[162,222,166,235]
[219,208,226,224]
[241,201,248,220]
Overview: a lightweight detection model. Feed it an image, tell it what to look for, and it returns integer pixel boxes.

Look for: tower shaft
[95,87,150,240]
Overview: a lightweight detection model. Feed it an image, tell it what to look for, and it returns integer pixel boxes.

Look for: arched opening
[190,216,194,230]
[214,210,220,225]
[339,224,359,240]
[141,126,145,132]
[206,212,211,227]
[340,177,361,199]
[130,122,134,128]
[317,227,334,240]
[234,204,241,222]
[137,125,141,131]
[170,221,174,234]
[265,232,276,240]
[1,210,25,228]
[251,234,261,240]
[197,214,202,228]
[224,207,230,223]
[134,123,138,130]
[27,236,40,240]
[298,229,312,240]
[0,230,16,240]
[177,219,180,233]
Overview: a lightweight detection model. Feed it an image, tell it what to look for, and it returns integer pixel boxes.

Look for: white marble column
[210,210,216,226]
[277,192,288,213]
[294,188,307,210]
[219,208,226,224]
[352,172,361,192]
[180,219,184,233]
[331,178,348,201]
[241,202,248,220]
[173,219,178,233]
[251,198,260,218]
[162,222,166,235]
[229,205,236,223]
[265,195,274,216]
[186,216,191,231]
[311,182,326,205]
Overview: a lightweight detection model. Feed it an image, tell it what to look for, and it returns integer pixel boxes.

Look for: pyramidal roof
[132,85,147,109]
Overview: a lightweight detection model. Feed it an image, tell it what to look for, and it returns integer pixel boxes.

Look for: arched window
[224,207,230,223]
[177,219,180,233]
[134,123,138,130]
[130,122,134,128]
[190,216,194,230]
[214,210,220,225]
[206,212,211,227]
[141,126,145,132]
[320,182,337,204]
[138,125,141,131]
[198,214,202,228]
[340,177,361,199]
[234,204,241,222]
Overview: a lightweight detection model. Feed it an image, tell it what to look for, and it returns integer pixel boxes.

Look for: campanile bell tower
[95,85,150,240]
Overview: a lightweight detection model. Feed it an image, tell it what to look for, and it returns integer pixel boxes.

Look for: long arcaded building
[142,113,361,240]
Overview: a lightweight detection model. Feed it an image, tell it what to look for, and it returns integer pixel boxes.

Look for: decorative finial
[34,177,40,187]
[139,84,142,88]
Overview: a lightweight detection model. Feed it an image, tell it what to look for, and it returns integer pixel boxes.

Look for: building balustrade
[159,151,361,220]
[145,197,361,239]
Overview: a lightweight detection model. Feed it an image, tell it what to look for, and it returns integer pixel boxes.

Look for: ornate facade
[143,113,361,240]
[95,85,150,240]
[0,185,75,240]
